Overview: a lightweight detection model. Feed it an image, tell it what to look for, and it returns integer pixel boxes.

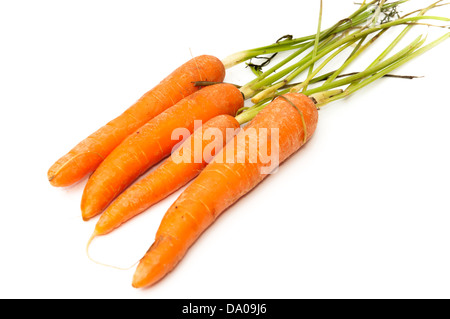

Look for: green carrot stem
[249,15,447,98]
[400,0,446,19]
[273,34,422,98]
[240,35,337,99]
[322,35,368,86]
[234,2,449,125]
[289,38,360,94]
[316,32,450,107]
[309,89,344,104]
[305,0,324,92]
[322,27,389,86]
[346,1,445,92]
[248,37,343,93]
[369,1,442,70]
[222,0,407,68]
[238,41,316,99]
[303,34,425,94]
[235,101,270,125]
[239,70,418,116]
[235,32,435,125]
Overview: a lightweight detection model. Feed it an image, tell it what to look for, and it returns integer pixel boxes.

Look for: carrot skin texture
[94,115,241,236]
[131,93,318,288]
[81,84,244,221]
[48,55,225,187]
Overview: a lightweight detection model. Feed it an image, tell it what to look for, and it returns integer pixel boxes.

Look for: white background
[1,0,449,299]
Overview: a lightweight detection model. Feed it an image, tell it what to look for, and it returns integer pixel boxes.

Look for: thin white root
[86,233,139,271]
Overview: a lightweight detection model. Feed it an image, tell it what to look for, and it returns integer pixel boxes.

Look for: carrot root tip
[85,232,139,271]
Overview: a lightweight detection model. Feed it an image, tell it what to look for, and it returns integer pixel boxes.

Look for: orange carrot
[81,83,244,221]
[92,114,240,238]
[48,55,225,187]
[131,92,318,288]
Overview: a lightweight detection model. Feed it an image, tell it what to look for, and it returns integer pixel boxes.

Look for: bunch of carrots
[48,0,449,288]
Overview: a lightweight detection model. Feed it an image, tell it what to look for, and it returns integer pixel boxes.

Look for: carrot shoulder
[81,83,244,221]
[48,55,225,187]
[93,114,241,237]
[132,92,319,288]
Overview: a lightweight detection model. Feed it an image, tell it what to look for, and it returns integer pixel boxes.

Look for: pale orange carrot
[48,55,225,187]
[92,114,240,237]
[81,83,244,221]
[132,92,318,288]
